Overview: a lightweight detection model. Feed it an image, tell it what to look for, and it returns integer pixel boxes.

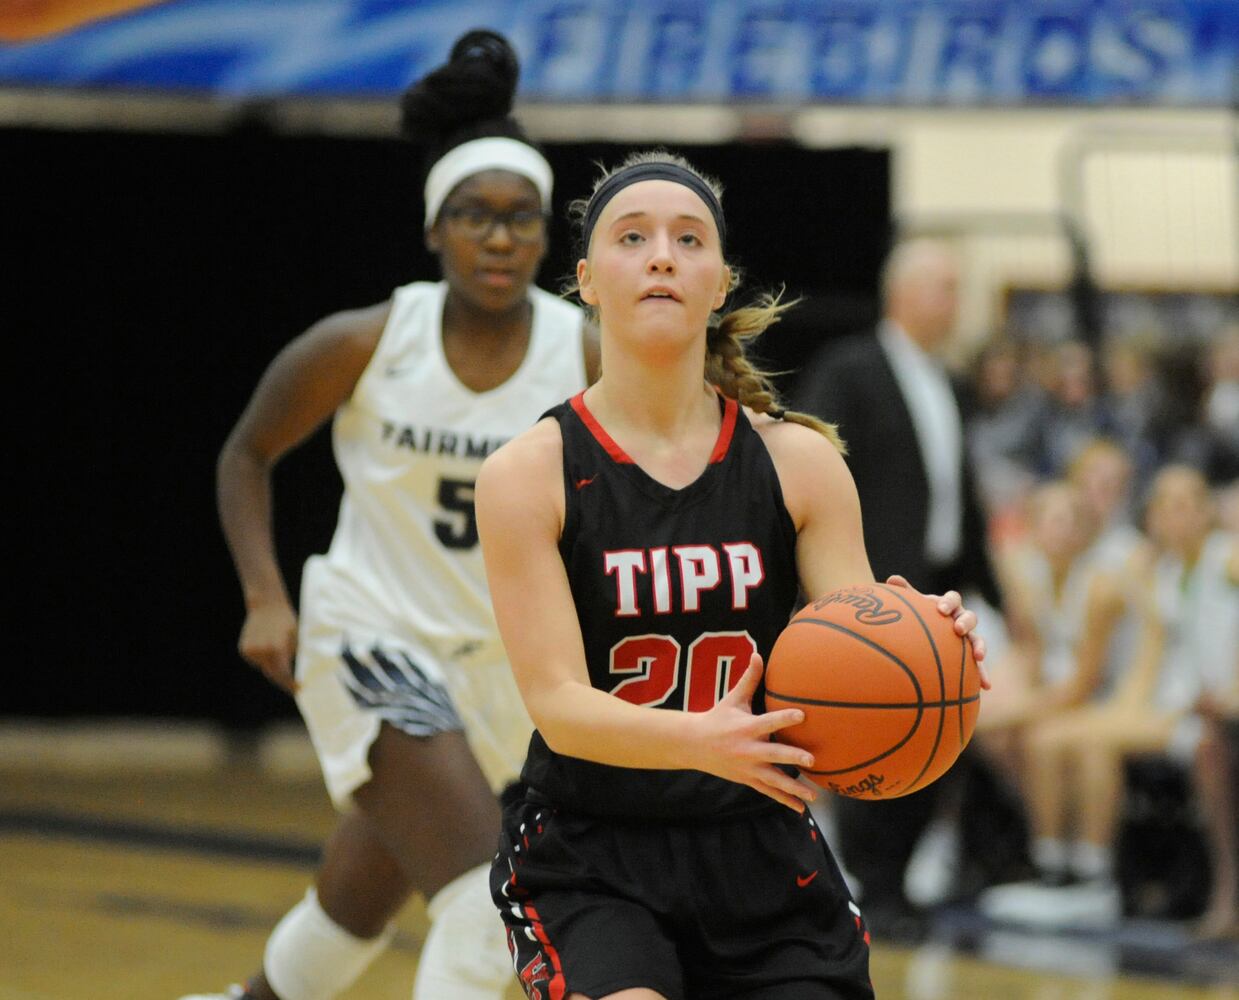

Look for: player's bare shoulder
[484,415,563,479]
[476,416,567,535]
[750,409,856,530]
[286,298,391,384]
[752,410,847,473]
[311,300,392,356]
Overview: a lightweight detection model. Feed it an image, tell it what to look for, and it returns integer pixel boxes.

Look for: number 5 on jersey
[609,631,756,711]
[435,477,478,549]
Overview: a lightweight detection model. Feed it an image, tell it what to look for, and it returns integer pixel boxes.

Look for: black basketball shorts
[490,791,873,1000]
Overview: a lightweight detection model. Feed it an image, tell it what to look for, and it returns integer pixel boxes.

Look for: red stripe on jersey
[523,904,568,1000]
[570,392,635,464]
[709,394,739,464]
[571,390,739,467]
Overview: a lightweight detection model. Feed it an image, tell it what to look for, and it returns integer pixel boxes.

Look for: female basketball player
[191,32,597,1000]
[475,151,988,1000]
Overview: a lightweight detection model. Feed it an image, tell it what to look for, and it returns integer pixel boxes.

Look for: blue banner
[1,1,1235,105]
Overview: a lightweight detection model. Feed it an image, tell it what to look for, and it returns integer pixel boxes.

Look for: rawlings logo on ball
[812,587,903,626]
[828,772,888,797]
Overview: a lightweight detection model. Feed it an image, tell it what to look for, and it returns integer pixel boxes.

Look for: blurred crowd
[949,317,1237,938]
[791,237,1237,943]
[967,324,1239,542]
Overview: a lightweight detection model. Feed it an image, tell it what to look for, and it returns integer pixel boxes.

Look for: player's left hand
[885,574,991,690]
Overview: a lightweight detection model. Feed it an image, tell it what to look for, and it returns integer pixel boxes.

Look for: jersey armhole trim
[709,394,739,464]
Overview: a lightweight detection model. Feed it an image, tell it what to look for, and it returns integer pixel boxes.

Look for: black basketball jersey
[520,390,800,819]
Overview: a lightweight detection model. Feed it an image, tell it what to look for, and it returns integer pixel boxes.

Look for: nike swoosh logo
[574,476,597,490]
[796,871,819,888]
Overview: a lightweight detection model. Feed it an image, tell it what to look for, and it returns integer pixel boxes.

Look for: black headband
[582,162,726,250]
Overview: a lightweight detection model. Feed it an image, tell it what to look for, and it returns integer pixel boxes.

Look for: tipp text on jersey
[604,543,765,617]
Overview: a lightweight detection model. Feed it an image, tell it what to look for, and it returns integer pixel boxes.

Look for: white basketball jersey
[1018,550,1093,687]
[301,280,585,661]
[1017,529,1141,693]
[1153,531,1238,711]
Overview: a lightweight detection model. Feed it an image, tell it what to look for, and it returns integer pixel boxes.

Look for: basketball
[765,583,980,800]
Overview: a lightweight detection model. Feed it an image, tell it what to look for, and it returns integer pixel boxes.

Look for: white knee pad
[264,888,394,1000]
[413,864,512,1000]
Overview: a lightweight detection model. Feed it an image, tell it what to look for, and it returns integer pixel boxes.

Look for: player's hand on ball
[885,574,990,690]
[692,654,817,813]
[239,599,300,694]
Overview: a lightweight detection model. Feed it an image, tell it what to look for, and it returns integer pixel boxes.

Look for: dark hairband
[582,162,726,250]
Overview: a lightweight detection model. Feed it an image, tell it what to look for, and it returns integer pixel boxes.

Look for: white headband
[423,137,554,229]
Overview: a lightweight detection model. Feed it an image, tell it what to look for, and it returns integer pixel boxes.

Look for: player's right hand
[691,654,817,813]
[238,600,299,694]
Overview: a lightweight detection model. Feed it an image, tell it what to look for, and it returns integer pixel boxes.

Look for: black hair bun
[450,29,519,84]
[400,29,521,146]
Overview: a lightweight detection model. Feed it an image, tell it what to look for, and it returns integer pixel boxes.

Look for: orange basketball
[765,583,980,799]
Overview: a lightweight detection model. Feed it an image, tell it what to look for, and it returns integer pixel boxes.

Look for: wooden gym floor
[2,721,1235,1000]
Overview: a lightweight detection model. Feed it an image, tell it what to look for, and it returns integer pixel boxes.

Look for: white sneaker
[177,987,247,1000]
[979,878,1120,930]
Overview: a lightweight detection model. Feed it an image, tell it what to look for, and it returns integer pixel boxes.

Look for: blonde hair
[566,150,845,453]
[1066,437,1132,486]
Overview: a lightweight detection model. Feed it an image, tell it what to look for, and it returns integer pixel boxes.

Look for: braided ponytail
[706,291,846,453]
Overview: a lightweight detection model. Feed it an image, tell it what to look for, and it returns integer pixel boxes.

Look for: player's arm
[1195,536,1239,717]
[981,547,1040,693]
[763,418,988,679]
[475,426,816,811]
[762,419,873,598]
[216,301,389,691]
[1109,568,1166,709]
[995,547,1042,655]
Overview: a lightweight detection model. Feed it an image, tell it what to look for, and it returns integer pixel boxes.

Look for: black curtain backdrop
[6,123,888,729]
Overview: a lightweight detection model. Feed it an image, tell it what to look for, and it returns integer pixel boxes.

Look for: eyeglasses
[440,205,546,243]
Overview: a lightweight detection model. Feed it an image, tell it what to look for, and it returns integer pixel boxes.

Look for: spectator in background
[979,483,1114,768]
[1024,339,1062,401]
[1202,326,1239,460]
[793,236,1004,940]
[1067,438,1145,571]
[1178,324,1239,485]
[965,338,1043,537]
[981,465,1238,934]
[1194,705,1239,940]
[978,469,1145,811]
[1100,335,1173,489]
[1037,340,1113,478]
[1218,480,1239,535]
